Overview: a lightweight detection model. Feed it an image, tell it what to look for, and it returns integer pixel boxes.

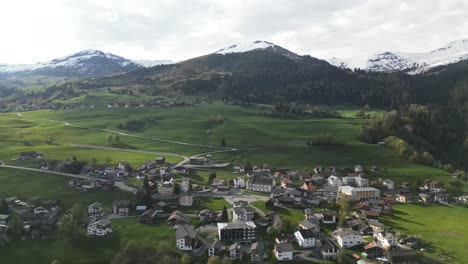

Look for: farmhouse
[159,181,174,196]
[375,231,398,249]
[319,239,340,259]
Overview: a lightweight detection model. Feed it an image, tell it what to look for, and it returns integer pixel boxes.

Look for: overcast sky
[1,0,467,67]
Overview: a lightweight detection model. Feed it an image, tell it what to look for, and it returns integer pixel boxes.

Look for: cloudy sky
[1,0,467,67]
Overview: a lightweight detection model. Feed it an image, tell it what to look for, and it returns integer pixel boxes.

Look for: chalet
[336,229,362,248]
[273,243,294,261]
[87,219,112,236]
[217,221,256,241]
[168,211,191,227]
[364,241,384,259]
[302,180,319,192]
[250,241,267,262]
[229,243,243,261]
[294,229,319,248]
[364,210,380,221]
[275,233,295,244]
[176,224,197,251]
[139,209,159,224]
[88,202,103,215]
[319,239,340,259]
[112,200,131,216]
[323,184,339,200]
[354,165,363,173]
[368,221,385,233]
[246,174,276,193]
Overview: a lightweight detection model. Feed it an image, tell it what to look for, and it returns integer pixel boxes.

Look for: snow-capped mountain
[0,50,174,78]
[214,40,302,60]
[367,39,468,74]
[132,59,175,67]
[326,57,350,69]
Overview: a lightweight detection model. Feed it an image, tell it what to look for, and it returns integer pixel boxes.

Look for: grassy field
[0,167,132,208]
[381,204,468,264]
[250,200,305,225]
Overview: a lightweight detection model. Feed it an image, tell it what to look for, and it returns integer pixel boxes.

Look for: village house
[33,206,48,215]
[395,193,412,203]
[139,209,159,224]
[233,177,245,188]
[383,179,395,189]
[0,214,10,226]
[217,221,256,241]
[87,219,112,236]
[246,174,276,193]
[273,243,294,261]
[88,202,103,215]
[385,247,418,264]
[179,194,194,207]
[168,211,191,227]
[229,243,243,261]
[294,229,319,248]
[418,193,431,204]
[302,180,319,192]
[298,220,320,232]
[327,175,343,187]
[433,193,449,205]
[176,224,197,251]
[199,209,218,224]
[457,194,468,204]
[364,241,385,259]
[250,241,266,262]
[180,178,190,193]
[335,229,363,248]
[233,164,245,173]
[207,240,224,257]
[319,239,340,259]
[159,181,175,196]
[375,231,398,249]
[112,200,131,216]
[342,175,369,187]
[320,210,337,224]
[232,205,255,221]
[211,177,226,187]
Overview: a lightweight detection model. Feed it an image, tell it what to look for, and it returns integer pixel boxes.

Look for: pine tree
[221,206,228,222]
[0,198,9,214]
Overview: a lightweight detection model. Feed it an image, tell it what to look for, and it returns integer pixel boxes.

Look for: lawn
[250,200,305,225]
[381,204,468,264]
[182,196,232,213]
[111,217,176,247]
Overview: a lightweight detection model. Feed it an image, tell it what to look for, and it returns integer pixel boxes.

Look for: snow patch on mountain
[215,40,277,54]
[133,59,175,67]
[367,39,468,74]
[326,57,350,69]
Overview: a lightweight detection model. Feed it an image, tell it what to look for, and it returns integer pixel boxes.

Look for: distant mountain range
[1,39,468,78]
[0,49,174,78]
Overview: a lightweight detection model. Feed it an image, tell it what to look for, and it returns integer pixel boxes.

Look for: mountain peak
[367,39,468,74]
[215,40,278,54]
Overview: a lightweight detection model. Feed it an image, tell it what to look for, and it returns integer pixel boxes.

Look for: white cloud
[0,0,467,67]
